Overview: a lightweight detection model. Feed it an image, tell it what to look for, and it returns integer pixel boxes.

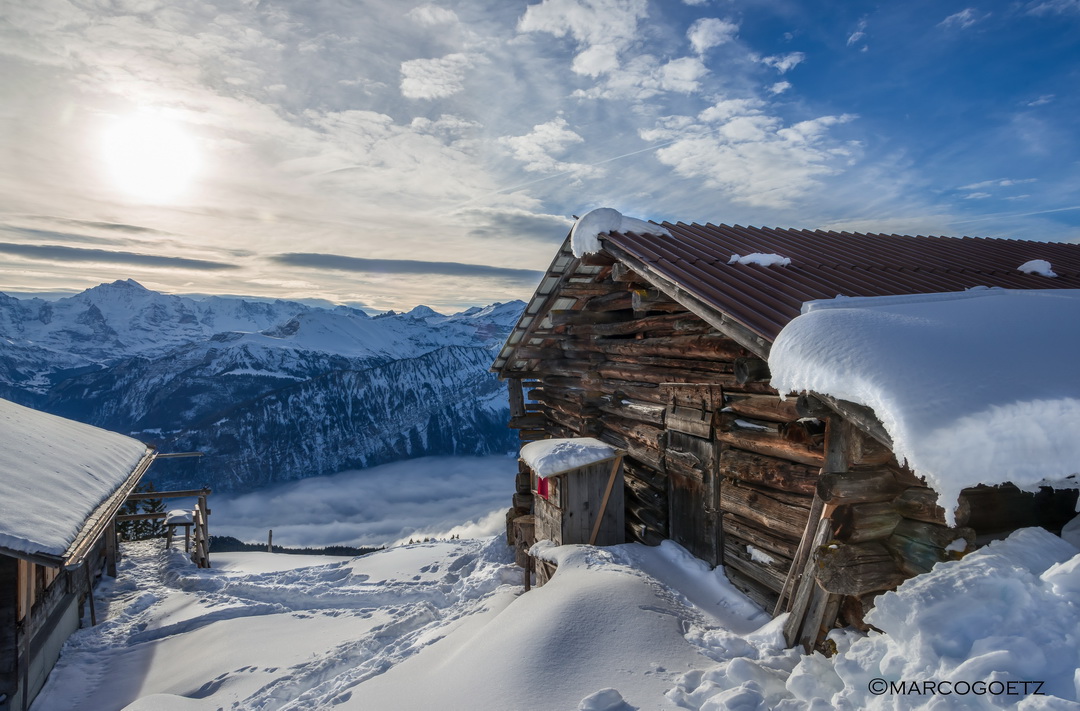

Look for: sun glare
[101,111,200,202]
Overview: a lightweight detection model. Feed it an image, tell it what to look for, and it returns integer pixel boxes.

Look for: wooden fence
[116,488,212,568]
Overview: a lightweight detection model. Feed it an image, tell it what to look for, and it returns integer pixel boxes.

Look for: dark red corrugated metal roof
[605,223,1080,343]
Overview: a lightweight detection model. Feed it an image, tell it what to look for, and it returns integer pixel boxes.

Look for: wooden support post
[508,378,525,418]
[782,515,832,649]
[267,530,273,553]
[589,456,624,546]
[773,494,824,615]
[21,566,31,711]
[83,563,97,627]
[105,518,118,578]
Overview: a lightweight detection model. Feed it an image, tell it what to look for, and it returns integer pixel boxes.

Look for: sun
[101,111,200,203]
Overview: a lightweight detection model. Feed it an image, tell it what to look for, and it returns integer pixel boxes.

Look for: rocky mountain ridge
[0,280,523,490]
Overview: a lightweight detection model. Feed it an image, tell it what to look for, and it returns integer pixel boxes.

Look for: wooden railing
[117,487,212,568]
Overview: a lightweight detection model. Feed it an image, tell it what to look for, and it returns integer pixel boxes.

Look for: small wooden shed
[0,398,155,710]
[493,211,1080,650]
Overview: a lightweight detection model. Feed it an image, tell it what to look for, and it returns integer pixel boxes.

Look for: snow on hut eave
[59,447,157,570]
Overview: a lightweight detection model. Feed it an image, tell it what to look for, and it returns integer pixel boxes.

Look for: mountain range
[0,279,523,491]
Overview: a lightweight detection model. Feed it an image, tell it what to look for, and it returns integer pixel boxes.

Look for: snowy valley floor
[33,528,1080,711]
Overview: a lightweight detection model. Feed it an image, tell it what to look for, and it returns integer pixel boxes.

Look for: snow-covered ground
[33,526,1080,710]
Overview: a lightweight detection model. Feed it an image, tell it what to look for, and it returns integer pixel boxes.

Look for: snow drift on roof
[569,207,671,258]
[520,437,619,477]
[1018,258,1057,277]
[0,398,150,559]
[768,289,1080,522]
[727,253,791,267]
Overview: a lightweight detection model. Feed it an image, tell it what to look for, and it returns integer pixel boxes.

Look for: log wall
[503,268,825,611]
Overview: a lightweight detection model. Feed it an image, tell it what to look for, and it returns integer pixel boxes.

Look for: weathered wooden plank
[893,487,970,527]
[598,398,666,426]
[833,501,902,543]
[816,469,904,504]
[507,378,525,418]
[719,448,819,496]
[815,540,906,596]
[723,393,801,423]
[723,536,791,592]
[715,428,825,467]
[720,480,811,540]
[734,357,771,384]
[725,566,780,612]
[572,313,708,338]
[783,516,833,647]
[580,334,749,361]
[723,513,800,559]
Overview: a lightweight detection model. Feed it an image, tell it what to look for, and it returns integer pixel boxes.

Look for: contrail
[947,205,1080,225]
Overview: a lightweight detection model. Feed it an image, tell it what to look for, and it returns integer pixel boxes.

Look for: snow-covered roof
[520,437,621,477]
[0,398,152,560]
[769,288,1080,521]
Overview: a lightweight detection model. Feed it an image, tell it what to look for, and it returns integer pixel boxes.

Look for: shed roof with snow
[0,398,154,565]
[493,216,1080,373]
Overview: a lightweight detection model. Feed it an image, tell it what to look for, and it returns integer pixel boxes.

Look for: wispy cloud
[1025,0,1080,15]
[939,8,985,29]
[761,52,805,74]
[847,18,868,47]
[271,253,543,283]
[1027,94,1055,107]
[0,243,238,270]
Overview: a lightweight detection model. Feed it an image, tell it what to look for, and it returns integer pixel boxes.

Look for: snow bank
[670,527,1080,710]
[520,437,618,477]
[769,289,1080,521]
[0,398,149,558]
[728,253,792,267]
[569,207,671,258]
[1019,259,1058,277]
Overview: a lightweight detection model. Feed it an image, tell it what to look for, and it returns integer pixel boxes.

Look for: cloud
[516,0,648,77]
[206,455,516,548]
[939,8,985,29]
[0,243,238,270]
[687,17,738,54]
[965,192,991,200]
[271,252,543,283]
[1027,94,1055,106]
[960,178,1038,190]
[761,52,805,73]
[847,18,867,47]
[400,53,487,99]
[45,218,169,235]
[499,117,604,179]
[769,81,792,95]
[1,226,130,246]
[455,207,573,241]
[1025,0,1080,14]
[406,4,460,26]
[570,54,710,100]
[641,101,857,208]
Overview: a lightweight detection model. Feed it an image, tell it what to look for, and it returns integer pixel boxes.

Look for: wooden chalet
[492,214,1080,651]
[0,398,155,710]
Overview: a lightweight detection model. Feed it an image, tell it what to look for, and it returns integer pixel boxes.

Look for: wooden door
[662,383,724,566]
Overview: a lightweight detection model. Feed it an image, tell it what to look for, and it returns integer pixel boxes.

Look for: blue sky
[1,0,1078,311]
